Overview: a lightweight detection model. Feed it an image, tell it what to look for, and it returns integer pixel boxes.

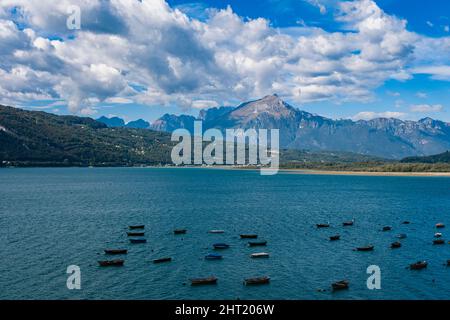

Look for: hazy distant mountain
[98,116,150,129]
[150,94,450,159]
[97,116,125,127]
[125,119,150,129]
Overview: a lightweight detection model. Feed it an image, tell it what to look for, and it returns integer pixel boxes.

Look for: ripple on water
[1,168,449,299]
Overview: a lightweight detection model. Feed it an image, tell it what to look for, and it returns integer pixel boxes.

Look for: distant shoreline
[162,166,450,177]
[187,166,450,176]
[2,164,450,177]
[279,169,450,177]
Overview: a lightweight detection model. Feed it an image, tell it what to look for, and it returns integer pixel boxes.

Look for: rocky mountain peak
[231,94,296,119]
[418,117,446,129]
[419,117,434,124]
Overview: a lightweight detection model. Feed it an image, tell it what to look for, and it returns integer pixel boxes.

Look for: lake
[1,167,450,300]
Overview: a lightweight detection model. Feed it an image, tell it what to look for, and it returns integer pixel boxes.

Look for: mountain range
[0,104,387,167]
[144,95,450,159]
[1,103,449,169]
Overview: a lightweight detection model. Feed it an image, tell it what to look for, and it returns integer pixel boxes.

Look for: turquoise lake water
[1,167,450,300]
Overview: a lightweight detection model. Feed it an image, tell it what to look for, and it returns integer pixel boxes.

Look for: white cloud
[410,104,444,113]
[352,111,406,120]
[0,0,448,114]
[411,36,450,79]
[416,91,427,98]
[306,0,327,15]
[0,66,58,105]
[411,65,450,81]
[79,107,98,116]
[192,100,219,109]
[105,97,134,104]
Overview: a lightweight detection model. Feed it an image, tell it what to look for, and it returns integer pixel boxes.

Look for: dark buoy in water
[391,242,402,249]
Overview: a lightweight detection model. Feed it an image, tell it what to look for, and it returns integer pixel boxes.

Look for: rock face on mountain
[198,106,235,123]
[150,114,196,133]
[205,95,303,147]
[150,95,450,159]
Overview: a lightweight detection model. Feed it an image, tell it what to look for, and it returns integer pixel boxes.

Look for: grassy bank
[279,161,450,172]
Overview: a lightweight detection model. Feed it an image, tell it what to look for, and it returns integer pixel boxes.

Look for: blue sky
[170,0,450,35]
[1,0,449,122]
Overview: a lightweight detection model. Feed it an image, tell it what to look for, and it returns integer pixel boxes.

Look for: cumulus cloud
[410,104,444,113]
[352,111,406,121]
[411,36,450,80]
[0,0,449,114]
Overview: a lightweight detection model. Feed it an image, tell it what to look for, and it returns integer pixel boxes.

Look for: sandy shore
[280,169,450,177]
[169,166,450,177]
